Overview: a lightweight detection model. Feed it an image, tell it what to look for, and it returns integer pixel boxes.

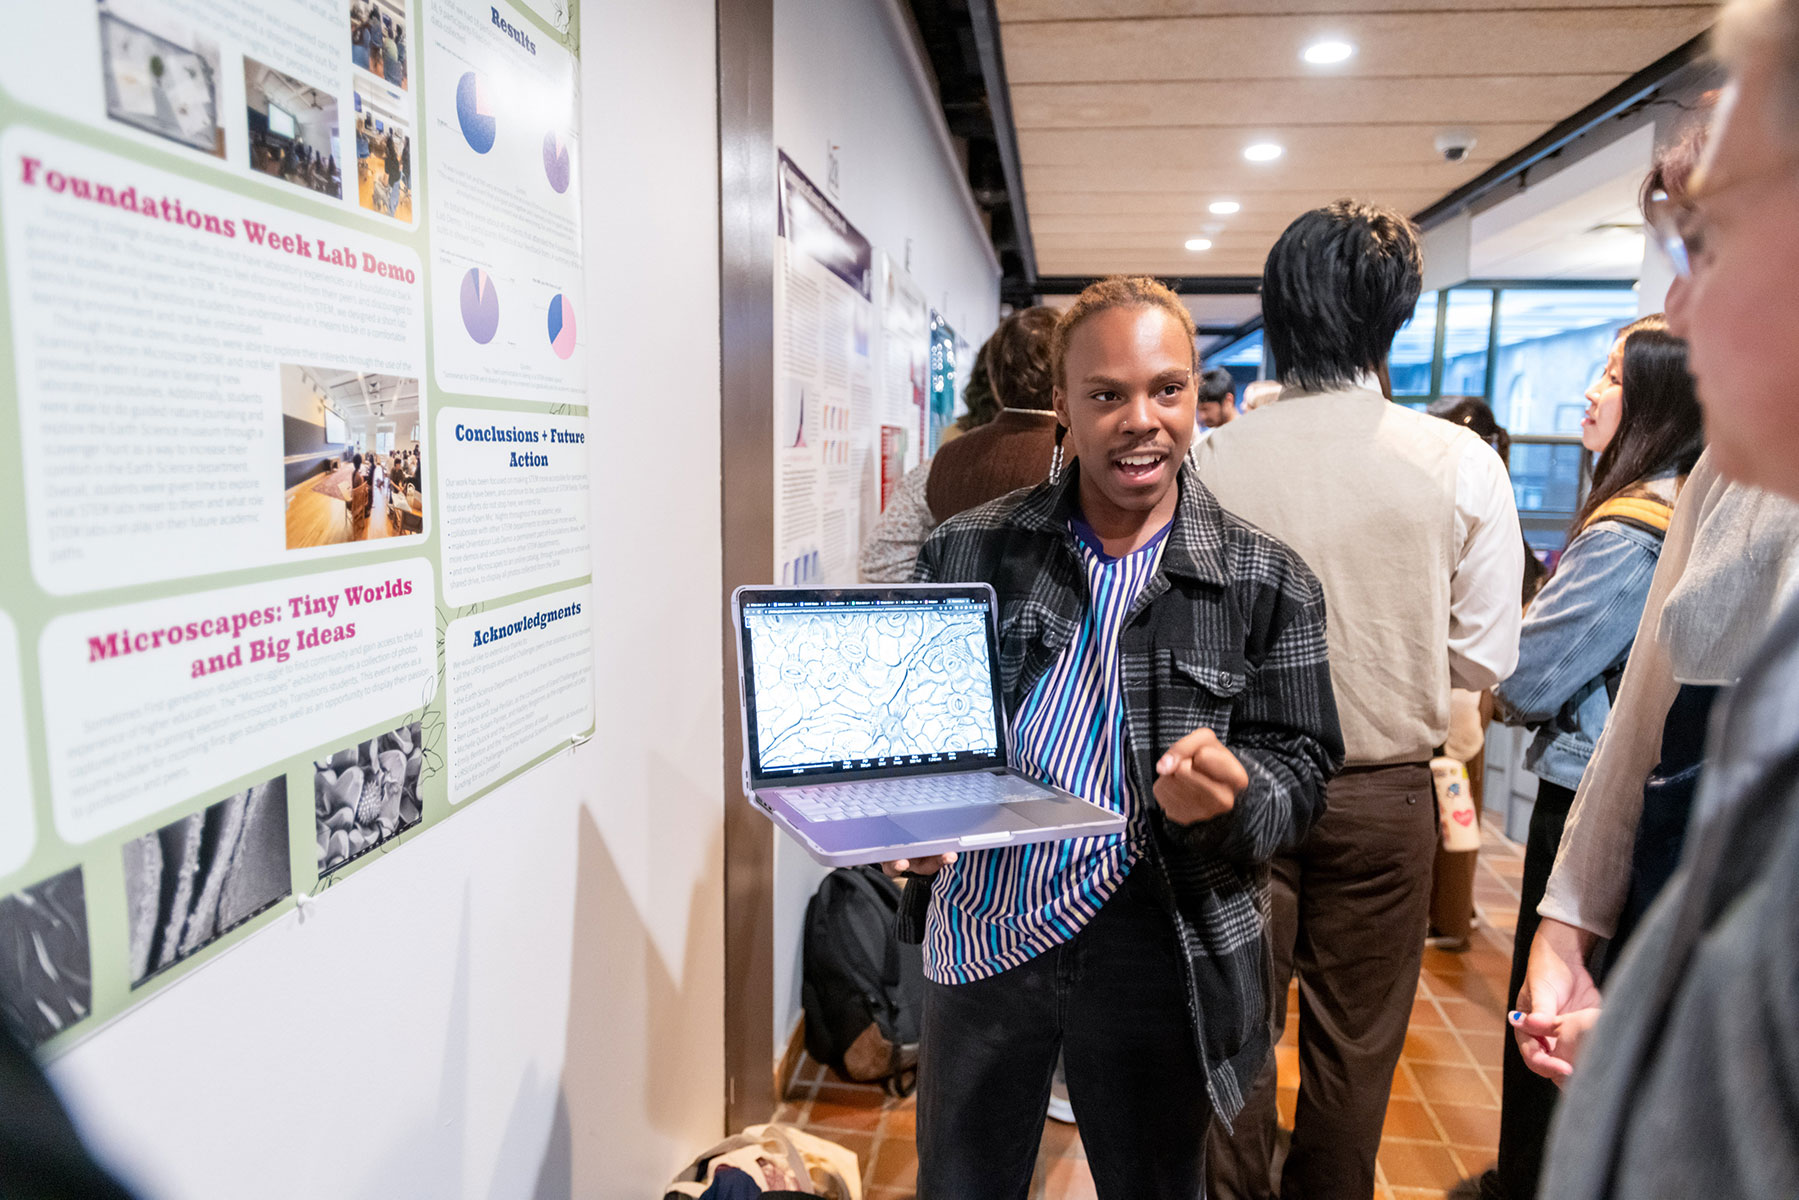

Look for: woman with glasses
[1471,316,1703,1200]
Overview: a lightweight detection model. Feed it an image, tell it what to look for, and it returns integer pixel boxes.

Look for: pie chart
[543,131,571,194]
[456,71,496,154]
[461,268,500,344]
[547,294,576,360]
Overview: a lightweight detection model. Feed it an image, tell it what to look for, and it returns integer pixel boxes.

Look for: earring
[1049,440,1064,483]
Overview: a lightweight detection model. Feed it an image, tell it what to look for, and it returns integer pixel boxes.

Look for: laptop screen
[736,585,1006,785]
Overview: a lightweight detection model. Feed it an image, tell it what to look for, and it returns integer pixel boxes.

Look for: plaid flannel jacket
[899,459,1343,1126]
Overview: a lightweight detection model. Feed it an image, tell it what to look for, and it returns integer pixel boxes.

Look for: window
[1388,292,1437,398]
[1489,289,1641,435]
[1509,438,1588,516]
[1209,329,1264,372]
[1437,289,1494,400]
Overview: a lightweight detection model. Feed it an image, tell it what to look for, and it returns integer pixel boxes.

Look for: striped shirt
[923,517,1169,985]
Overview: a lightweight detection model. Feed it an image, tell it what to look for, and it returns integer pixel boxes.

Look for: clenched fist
[1153,727,1248,825]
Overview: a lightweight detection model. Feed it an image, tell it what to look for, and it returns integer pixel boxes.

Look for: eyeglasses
[1642,188,1698,277]
[1643,159,1799,278]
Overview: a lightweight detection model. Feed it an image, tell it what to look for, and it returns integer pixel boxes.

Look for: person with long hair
[1479,315,1703,1200]
[939,340,997,443]
[1429,396,1549,605]
[348,453,373,542]
[858,306,1063,582]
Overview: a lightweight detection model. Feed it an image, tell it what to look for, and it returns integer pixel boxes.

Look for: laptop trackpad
[892,805,1037,841]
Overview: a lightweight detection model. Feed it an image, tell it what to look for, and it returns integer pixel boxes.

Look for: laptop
[732,583,1127,867]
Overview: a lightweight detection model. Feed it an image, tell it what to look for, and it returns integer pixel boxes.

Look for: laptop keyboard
[778,772,1043,822]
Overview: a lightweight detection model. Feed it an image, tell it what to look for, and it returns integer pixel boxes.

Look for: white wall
[279,364,324,422]
[45,2,726,1197]
[769,0,1003,1050]
[1420,211,1471,295]
[773,0,1000,346]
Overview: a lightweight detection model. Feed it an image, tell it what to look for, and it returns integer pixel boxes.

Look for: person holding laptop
[893,275,1344,1198]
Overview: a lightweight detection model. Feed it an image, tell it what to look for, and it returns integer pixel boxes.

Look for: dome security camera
[1435,130,1478,164]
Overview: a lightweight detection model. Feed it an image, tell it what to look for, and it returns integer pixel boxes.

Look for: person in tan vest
[858,306,1065,581]
[1196,201,1524,1200]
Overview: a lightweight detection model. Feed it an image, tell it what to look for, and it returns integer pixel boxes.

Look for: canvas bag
[663,1123,861,1200]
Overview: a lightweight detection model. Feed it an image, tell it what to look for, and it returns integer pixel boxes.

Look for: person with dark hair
[1195,200,1524,1200]
[348,454,373,541]
[940,341,997,444]
[1429,396,1550,605]
[1475,316,1703,1200]
[1195,366,1238,435]
[895,275,1340,1197]
[858,306,1066,582]
[1421,398,1542,953]
[384,134,404,216]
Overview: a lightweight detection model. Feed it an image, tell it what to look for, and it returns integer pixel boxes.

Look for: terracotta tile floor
[783,816,1525,1200]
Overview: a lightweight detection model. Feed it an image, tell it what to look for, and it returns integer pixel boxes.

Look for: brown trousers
[1207,762,1438,1200]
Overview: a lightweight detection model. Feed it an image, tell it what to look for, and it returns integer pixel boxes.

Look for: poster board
[0,0,593,1050]
[927,311,958,456]
[772,151,874,586]
[875,251,930,516]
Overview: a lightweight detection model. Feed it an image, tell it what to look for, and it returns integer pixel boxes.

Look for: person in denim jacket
[1478,316,1703,1200]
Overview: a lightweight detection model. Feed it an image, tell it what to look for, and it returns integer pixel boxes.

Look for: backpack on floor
[801,865,923,1096]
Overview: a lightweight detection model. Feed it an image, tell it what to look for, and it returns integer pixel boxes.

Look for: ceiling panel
[1020,124,1547,170]
[1025,189,1445,216]
[1037,231,1295,252]
[1011,75,1623,130]
[1033,214,1352,237]
[1043,253,1280,273]
[1002,10,1714,82]
[1001,0,1707,16]
[1021,160,1495,195]
[999,3,1711,281]
[1040,292,1265,327]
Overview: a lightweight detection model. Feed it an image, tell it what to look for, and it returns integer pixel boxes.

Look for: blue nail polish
[1508,1010,1523,1024]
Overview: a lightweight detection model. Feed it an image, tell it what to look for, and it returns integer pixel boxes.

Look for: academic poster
[875,251,930,523]
[0,0,593,1050]
[772,151,874,587]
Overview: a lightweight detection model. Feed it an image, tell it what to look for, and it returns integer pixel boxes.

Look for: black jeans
[915,867,1212,1199]
[1492,779,1576,1200]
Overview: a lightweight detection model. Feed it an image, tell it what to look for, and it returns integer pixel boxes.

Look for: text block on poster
[436,408,590,607]
[1,126,427,596]
[40,560,437,844]
[444,585,593,804]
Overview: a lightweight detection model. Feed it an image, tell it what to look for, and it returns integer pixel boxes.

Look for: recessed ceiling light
[1184,238,1213,252]
[1209,200,1241,215]
[1243,142,1284,163]
[1303,39,1355,65]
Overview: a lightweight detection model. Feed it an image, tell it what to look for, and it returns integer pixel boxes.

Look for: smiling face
[1053,304,1197,537]
[1582,336,1626,454]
